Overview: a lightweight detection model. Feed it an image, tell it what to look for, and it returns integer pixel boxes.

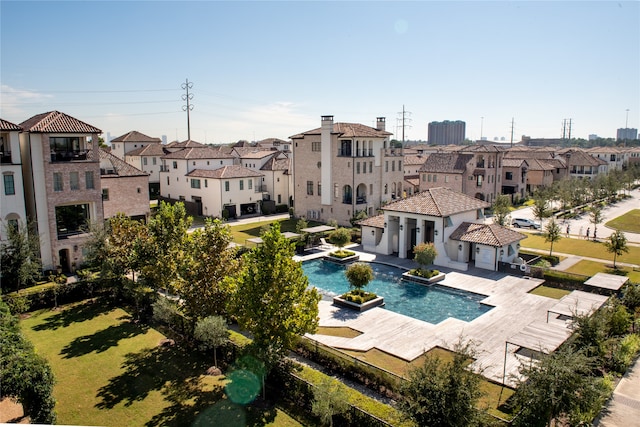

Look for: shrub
[329,228,351,249]
[409,268,441,279]
[611,334,640,373]
[413,242,437,268]
[328,250,355,259]
[345,263,373,291]
[543,270,588,287]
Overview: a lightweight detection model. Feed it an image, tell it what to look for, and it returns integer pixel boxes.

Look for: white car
[511,218,541,229]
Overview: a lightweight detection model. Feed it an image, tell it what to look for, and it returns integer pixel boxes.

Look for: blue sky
[1,1,638,144]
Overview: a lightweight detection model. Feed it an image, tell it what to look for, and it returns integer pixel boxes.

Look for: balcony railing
[342,197,352,204]
[339,148,375,157]
[0,152,12,164]
[50,150,89,162]
[57,229,86,240]
[383,148,402,157]
[255,185,267,193]
[159,165,169,172]
[337,148,352,157]
[356,196,367,204]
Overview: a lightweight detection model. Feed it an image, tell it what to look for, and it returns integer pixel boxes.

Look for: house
[403,153,429,196]
[359,187,526,271]
[501,158,529,201]
[1,118,27,236]
[260,155,292,206]
[256,137,291,152]
[109,130,162,160]
[586,146,624,173]
[418,152,473,194]
[97,149,150,221]
[291,115,403,225]
[558,148,608,179]
[19,111,103,272]
[124,143,170,198]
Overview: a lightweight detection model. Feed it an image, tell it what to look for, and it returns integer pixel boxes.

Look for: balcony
[0,151,12,164]
[50,150,89,162]
[383,148,402,157]
[255,185,267,193]
[342,197,352,204]
[356,196,367,204]
[159,165,169,172]
[337,148,352,157]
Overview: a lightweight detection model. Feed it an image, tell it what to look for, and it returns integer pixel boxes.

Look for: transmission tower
[396,105,412,143]
[182,79,194,140]
[562,118,573,140]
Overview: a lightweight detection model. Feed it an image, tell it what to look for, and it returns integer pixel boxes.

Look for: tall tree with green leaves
[180,218,239,319]
[138,201,192,292]
[544,218,562,256]
[531,194,551,225]
[312,377,349,427]
[231,222,320,369]
[399,340,483,427]
[194,315,229,369]
[492,194,512,226]
[0,220,42,293]
[589,203,604,241]
[604,230,629,269]
[345,262,373,292]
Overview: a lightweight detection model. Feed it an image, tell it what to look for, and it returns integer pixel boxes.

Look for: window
[248,179,252,189]
[191,179,201,189]
[172,161,177,169]
[312,141,321,152]
[55,204,90,238]
[477,175,483,187]
[369,162,373,173]
[317,182,321,195]
[143,157,148,166]
[398,160,402,170]
[70,172,79,190]
[205,180,208,188]
[369,184,373,195]
[167,176,170,185]
[240,180,244,190]
[277,194,282,204]
[307,180,314,195]
[505,171,513,180]
[422,174,426,182]
[54,172,63,191]
[102,188,109,201]
[356,162,361,174]
[153,157,157,165]
[85,171,94,189]
[3,174,15,195]
[428,175,432,182]
[225,181,230,191]
[392,161,395,172]
[445,175,449,183]
[433,174,437,182]
[137,187,141,193]
[385,161,388,172]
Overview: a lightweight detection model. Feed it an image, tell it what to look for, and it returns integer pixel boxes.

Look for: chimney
[376,117,386,131]
[321,115,334,132]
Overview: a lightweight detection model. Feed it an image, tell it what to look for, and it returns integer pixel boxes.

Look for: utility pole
[567,118,572,140]
[510,117,515,147]
[181,79,194,140]
[396,105,412,143]
[480,116,484,141]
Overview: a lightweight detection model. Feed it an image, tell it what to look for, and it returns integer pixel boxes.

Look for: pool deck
[298,245,609,387]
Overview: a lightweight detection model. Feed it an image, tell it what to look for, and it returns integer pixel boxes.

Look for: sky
[1,0,639,144]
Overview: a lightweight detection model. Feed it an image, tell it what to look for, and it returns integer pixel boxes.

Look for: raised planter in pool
[333,294,385,312]
[324,251,359,265]
[402,271,446,285]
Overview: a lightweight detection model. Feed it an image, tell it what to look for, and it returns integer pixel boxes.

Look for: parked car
[511,218,541,229]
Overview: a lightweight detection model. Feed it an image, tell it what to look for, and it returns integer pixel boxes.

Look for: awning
[300,225,336,234]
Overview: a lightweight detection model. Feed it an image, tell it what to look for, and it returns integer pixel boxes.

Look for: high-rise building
[617,128,638,141]
[428,120,466,145]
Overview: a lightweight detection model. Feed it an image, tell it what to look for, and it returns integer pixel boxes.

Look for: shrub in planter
[328,250,355,259]
[408,268,441,279]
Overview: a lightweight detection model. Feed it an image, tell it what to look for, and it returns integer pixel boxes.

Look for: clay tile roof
[260,155,290,172]
[0,118,22,131]
[20,111,101,134]
[234,147,277,159]
[449,222,526,247]
[502,158,528,168]
[110,130,162,143]
[290,122,392,139]
[162,146,235,160]
[404,153,429,166]
[418,152,473,173]
[125,144,169,157]
[383,187,490,217]
[166,139,205,149]
[358,214,386,228]
[90,149,148,177]
[186,165,263,179]
[526,158,555,171]
[405,177,420,188]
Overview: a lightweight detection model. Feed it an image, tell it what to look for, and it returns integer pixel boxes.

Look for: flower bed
[402,269,446,285]
[324,250,359,264]
[333,290,384,312]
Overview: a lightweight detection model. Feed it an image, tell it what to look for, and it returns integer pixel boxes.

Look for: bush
[543,270,588,287]
[341,290,378,304]
[408,268,441,279]
[328,250,355,259]
[611,334,640,374]
[330,228,351,248]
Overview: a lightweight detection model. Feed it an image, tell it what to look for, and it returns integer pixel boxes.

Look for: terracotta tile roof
[526,158,556,171]
[560,149,606,166]
[457,144,506,153]
[383,187,490,217]
[405,177,420,187]
[234,147,278,158]
[404,153,429,166]
[19,111,101,134]
[358,214,385,228]
[186,165,263,179]
[290,122,392,139]
[418,153,473,173]
[125,144,169,157]
[162,146,236,160]
[0,118,21,131]
[260,155,290,172]
[110,130,161,143]
[166,139,205,148]
[502,158,528,168]
[90,149,148,177]
[449,222,526,247]
[504,149,555,160]
[539,158,566,169]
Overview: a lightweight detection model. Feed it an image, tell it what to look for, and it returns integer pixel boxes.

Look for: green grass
[20,301,300,427]
[227,219,319,245]
[315,326,362,338]
[528,285,572,299]
[520,234,640,264]
[565,259,640,283]
[606,209,640,234]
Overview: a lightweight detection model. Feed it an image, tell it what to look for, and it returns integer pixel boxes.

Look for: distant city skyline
[1,1,638,144]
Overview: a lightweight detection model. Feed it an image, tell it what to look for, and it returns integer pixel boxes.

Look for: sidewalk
[593,355,640,426]
[521,247,640,271]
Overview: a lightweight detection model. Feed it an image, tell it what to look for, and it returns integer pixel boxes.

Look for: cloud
[0,85,54,120]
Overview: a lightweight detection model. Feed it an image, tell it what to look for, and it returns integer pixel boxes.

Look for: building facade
[1,118,27,238]
[427,120,466,145]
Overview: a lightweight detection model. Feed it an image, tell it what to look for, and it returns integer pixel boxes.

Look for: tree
[194,315,229,369]
[589,203,604,241]
[543,218,562,257]
[329,227,351,253]
[345,262,373,292]
[511,347,609,427]
[0,220,42,293]
[295,217,308,234]
[492,194,512,226]
[179,218,239,319]
[399,340,483,427]
[413,242,438,270]
[138,201,192,292]
[531,194,551,225]
[604,230,629,269]
[231,222,320,369]
[312,377,349,427]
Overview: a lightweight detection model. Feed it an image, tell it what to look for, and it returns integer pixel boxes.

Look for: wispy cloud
[0,85,54,120]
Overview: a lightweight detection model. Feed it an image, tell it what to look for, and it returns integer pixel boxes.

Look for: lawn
[20,301,300,427]
[565,259,640,284]
[227,218,321,245]
[606,209,640,234]
[528,285,572,299]
[520,233,640,265]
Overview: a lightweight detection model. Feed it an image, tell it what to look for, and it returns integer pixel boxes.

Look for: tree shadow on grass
[60,320,148,359]
[32,300,113,331]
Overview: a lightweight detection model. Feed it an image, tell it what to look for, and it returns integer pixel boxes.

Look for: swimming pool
[302,259,493,324]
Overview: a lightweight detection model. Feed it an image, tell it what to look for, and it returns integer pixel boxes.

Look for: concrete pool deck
[299,246,607,387]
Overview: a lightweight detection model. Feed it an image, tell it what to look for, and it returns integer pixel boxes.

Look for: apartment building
[1,118,27,237]
[291,115,402,226]
[19,111,103,272]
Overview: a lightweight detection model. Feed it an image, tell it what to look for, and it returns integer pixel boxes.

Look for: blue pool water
[302,259,493,324]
